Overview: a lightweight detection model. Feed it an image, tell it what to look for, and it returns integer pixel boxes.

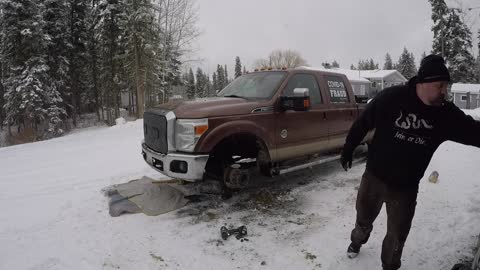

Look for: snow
[299,67,371,83]
[299,67,407,83]
[0,113,480,270]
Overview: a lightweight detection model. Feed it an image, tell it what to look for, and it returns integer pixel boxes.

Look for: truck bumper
[141,143,209,181]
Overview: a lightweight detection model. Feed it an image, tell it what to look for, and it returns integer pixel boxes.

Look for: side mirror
[280,88,311,111]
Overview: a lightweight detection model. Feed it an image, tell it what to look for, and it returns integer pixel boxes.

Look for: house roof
[358,70,407,81]
[297,67,407,83]
[451,83,480,94]
[298,67,371,83]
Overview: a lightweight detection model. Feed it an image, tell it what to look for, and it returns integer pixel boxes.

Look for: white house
[451,83,480,109]
[357,69,407,96]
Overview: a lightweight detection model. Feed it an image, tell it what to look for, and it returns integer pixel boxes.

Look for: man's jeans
[351,170,418,270]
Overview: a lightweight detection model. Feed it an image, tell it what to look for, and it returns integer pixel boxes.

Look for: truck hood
[150,97,270,118]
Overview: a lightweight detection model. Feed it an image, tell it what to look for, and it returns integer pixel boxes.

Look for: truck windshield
[217,71,287,100]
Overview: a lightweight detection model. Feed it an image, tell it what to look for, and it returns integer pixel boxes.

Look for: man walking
[340,54,480,270]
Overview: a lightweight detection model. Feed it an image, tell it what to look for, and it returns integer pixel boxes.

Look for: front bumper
[141,143,209,181]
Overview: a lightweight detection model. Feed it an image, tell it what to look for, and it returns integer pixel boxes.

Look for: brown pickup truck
[141,68,366,188]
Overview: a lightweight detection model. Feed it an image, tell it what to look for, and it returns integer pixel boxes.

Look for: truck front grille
[144,111,168,154]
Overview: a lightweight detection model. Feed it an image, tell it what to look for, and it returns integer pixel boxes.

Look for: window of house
[283,74,322,105]
[326,76,349,103]
[461,95,467,101]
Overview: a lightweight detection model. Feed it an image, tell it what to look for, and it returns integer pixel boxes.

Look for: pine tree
[409,52,417,74]
[67,0,89,126]
[212,72,218,92]
[384,53,393,69]
[43,0,69,119]
[97,0,128,124]
[124,0,159,117]
[332,60,340,68]
[224,64,228,85]
[396,47,417,79]
[321,62,332,69]
[242,66,247,75]
[1,0,65,138]
[216,65,225,90]
[186,68,195,99]
[86,0,102,120]
[350,64,356,70]
[421,51,427,61]
[195,68,208,98]
[429,0,475,82]
[234,56,242,78]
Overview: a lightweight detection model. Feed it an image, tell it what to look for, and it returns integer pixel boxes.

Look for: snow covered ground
[0,111,479,270]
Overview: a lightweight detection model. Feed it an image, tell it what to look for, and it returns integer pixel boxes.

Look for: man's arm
[341,97,378,170]
[446,105,480,147]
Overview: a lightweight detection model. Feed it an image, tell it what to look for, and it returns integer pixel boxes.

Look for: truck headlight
[175,119,208,152]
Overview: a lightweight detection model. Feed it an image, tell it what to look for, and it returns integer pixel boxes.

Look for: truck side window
[283,74,322,105]
[326,76,349,103]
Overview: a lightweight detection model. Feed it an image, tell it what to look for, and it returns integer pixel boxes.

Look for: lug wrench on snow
[220,225,247,240]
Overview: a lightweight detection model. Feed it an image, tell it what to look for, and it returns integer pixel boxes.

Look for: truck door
[322,75,358,149]
[274,73,330,161]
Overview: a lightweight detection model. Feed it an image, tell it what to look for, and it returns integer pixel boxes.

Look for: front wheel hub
[223,164,250,189]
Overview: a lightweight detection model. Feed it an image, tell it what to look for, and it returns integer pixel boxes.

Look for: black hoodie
[344,78,480,189]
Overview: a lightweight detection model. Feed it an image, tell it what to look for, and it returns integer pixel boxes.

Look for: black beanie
[417,54,450,83]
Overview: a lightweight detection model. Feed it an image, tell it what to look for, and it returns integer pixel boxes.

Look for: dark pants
[351,170,418,270]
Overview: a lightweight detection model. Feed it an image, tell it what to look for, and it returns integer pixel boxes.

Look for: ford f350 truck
[141,68,367,189]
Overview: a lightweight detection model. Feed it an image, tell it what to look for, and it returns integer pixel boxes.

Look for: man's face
[418,81,448,106]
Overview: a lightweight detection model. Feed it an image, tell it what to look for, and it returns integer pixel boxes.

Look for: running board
[272,154,341,175]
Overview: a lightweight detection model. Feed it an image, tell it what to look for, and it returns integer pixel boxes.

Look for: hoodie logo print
[395,111,433,130]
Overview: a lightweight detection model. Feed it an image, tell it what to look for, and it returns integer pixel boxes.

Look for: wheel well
[204,133,268,179]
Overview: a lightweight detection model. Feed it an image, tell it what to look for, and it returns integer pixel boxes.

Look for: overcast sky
[192,0,480,76]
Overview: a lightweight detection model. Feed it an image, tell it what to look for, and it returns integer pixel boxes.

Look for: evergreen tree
[216,65,225,90]
[396,47,417,79]
[321,62,332,69]
[350,64,356,70]
[97,0,128,124]
[242,66,247,75]
[195,68,208,98]
[66,0,89,126]
[86,0,102,120]
[1,0,65,138]
[43,0,69,118]
[383,53,393,69]
[212,72,218,92]
[429,0,475,82]
[409,52,417,74]
[421,51,427,61]
[332,60,340,68]
[474,56,480,83]
[234,56,242,78]
[186,68,195,99]
[224,64,228,85]
[124,0,159,117]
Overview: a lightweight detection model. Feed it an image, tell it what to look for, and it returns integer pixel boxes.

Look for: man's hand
[340,150,353,171]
